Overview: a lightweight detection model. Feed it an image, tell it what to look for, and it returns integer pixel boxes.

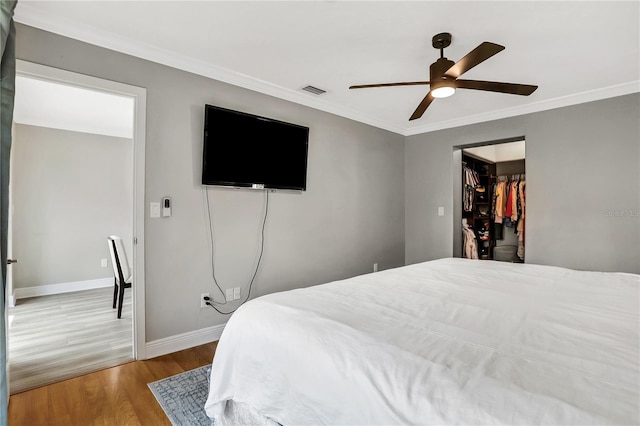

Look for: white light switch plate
[438,206,445,216]
[150,202,161,218]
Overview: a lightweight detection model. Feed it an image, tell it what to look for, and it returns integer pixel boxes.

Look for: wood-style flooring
[7,342,218,426]
[8,287,133,394]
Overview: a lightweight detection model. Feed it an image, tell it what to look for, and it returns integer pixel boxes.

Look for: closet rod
[494,174,525,180]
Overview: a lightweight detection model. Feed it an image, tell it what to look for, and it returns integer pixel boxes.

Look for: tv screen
[202,105,309,191]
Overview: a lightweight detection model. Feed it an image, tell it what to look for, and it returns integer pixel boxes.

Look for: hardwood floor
[7,342,218,425]
[8,287,133,394]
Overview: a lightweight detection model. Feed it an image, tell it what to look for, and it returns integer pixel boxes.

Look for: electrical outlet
[101,258,108,268]
[233,287,241,300]
[373,263,378,272]
[225,288,234,302]
[200,293,210,309]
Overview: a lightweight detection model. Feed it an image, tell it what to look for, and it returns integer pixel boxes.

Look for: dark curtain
[1,0,17,421]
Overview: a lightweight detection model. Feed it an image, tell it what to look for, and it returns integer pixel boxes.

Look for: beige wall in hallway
[11,124,133,289]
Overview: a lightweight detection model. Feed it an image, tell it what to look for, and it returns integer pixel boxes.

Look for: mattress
[205,258,639,425]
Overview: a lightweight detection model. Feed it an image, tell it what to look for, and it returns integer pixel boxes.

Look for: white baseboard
[145,323,226,360]
[12,278,113,302]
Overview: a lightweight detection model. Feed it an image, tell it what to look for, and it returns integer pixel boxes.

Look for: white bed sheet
[205,258,639,425]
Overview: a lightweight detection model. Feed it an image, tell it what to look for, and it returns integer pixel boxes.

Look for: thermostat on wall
[162,197,171,217]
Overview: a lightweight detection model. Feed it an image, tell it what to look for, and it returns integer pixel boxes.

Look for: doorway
[5,61,147,392]
[453,138,526,262]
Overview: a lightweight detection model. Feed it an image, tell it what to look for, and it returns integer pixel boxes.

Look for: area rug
[148,364,214,426]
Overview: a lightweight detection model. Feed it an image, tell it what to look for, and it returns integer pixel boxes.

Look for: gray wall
[407,93,640,273]
[15,23,638,346]
[11,124,133,288]
[16,24,406,341]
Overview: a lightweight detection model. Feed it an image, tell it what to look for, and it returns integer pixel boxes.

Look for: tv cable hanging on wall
[203,188,269,315]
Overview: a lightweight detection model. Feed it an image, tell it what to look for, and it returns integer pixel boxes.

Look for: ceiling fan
[349,33,538,121]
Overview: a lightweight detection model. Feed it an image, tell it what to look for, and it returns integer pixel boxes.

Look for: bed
[205,258,639,425]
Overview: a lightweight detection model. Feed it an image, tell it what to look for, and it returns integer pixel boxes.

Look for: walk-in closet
[462,140,525,262]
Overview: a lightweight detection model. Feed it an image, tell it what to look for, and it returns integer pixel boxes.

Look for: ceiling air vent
[301,85,326,95]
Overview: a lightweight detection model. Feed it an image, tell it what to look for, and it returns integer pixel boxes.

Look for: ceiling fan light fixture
[349,32,537,121]
[431,86,456,98]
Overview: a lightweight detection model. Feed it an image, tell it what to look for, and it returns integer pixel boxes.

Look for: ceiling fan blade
[409,92,435,121]
[455,79,538,95]
[444,42,505,79]
[349,81,430,89]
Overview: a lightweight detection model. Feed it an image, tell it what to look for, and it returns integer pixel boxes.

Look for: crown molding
[405,80,640,136]
[14,3,405,135]
[15,3,640,138]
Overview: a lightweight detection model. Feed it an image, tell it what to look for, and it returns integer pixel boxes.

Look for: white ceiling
[14,1,640,136]
[13,75,135,138]
[464,140,525,163]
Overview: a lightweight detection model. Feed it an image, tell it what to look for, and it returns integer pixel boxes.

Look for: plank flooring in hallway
[8,286,133,394]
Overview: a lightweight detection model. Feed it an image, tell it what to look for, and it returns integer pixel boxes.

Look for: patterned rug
[148,364,214,426]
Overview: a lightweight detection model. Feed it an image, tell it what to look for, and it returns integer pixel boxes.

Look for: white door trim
[15,60,147,360]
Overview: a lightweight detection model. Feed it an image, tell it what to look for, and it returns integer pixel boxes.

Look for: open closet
[462,140,525,262]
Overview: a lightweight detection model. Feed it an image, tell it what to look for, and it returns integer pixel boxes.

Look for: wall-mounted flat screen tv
[202,104,309,191]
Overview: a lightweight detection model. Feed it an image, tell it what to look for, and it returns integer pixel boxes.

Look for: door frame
[14,60,147,359]
[452,136,526,260]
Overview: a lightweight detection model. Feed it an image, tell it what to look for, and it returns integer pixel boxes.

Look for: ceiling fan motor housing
[349,31,538,120]
[430,57,455,86]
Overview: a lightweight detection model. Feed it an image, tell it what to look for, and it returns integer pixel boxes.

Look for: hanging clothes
[517,181,526,260]
[463,166,479,212]
[494,180,508,223]
[494,174,526,260]
[510,180,519,222]
[462,222,479,259]
[517,179,526,221]
[504,181,514,219]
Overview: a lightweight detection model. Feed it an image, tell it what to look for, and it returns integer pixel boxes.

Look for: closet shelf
[462,154,496,260]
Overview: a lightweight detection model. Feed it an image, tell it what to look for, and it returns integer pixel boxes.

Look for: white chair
[107,235,132,319]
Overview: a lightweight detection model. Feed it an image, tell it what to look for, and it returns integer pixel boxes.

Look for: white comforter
[205,258,639,425]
